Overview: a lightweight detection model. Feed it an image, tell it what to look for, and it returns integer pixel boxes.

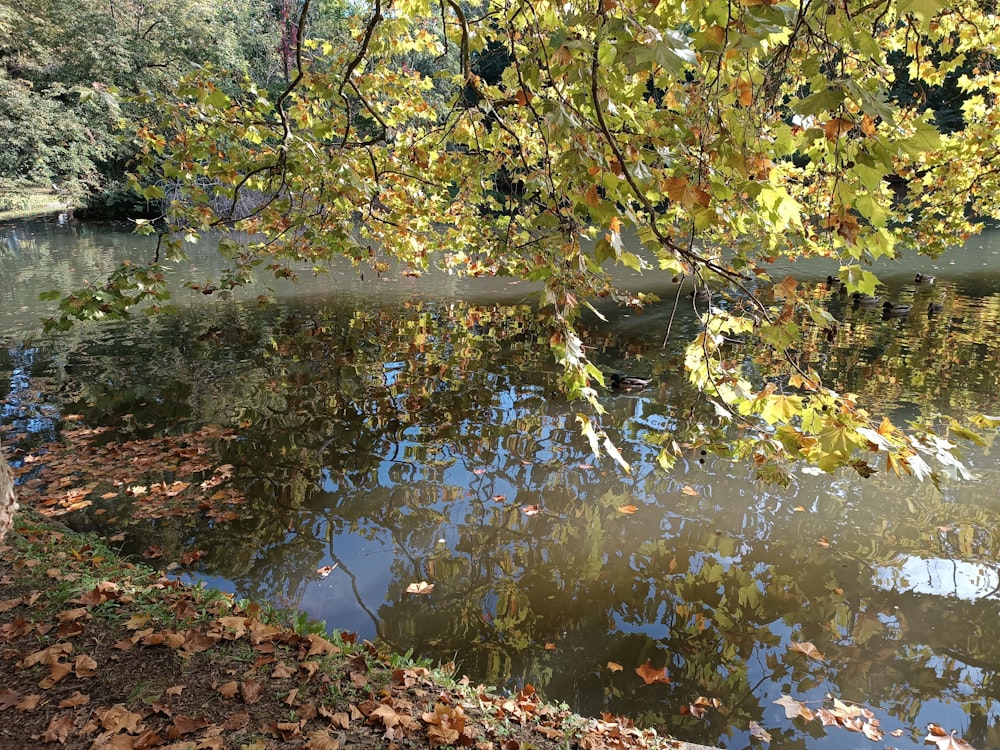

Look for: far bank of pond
[4,214,1000,749]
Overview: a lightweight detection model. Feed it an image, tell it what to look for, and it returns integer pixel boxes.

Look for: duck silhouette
[610,373,652,391]
[882,301,912,317]
[915,273,936,284]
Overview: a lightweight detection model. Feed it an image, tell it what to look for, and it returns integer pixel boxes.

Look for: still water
[5,214,1000,749]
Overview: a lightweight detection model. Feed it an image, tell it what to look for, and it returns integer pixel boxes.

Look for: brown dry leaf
[520,505,540,516]
[616,505,638,514]
[774,694,814,721]
[423,703,470,748]
[271,661,297,679]
[240,679,263,705]
[58,691,90,708]
[0,689,20,711]
[268,721,304,740]
[40,714,74,743]
[39,660,73,688]
[74,654,98,678]
[124,613,150,630]
[635,659,670,686]
[371,702,419,733]
[405,581,434,595]
[98,704,144,734]
[56,607,88,623]
[303,729,341,750]
[218,681,238,699]
[749,721,772,742]
[537,725,564,739]
[306,633,340,657]
[16,694,42,711]
[925,724,977,750]
[167,715,209,738]
[680,486,699,496]
[316,565,337,578]
[166,685,184,696]
[606,661,623,672]
[221,712,250,730]
[861,721,884,742]
[788,641,824,661]
[321,708,350,729]
[23,642,73,668]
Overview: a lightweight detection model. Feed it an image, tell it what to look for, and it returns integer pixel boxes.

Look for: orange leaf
[635,659,670,685]
[616,505,638,514]
[606,661,623,672]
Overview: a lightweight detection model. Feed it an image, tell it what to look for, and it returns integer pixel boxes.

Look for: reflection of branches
[326,545,380,630]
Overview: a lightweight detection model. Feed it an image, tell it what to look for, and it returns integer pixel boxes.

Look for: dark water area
[5,215,1000,749]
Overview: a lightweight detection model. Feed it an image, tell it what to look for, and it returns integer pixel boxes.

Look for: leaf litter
[1,516,688,750]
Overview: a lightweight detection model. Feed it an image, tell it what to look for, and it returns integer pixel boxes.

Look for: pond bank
[0,510,719,750]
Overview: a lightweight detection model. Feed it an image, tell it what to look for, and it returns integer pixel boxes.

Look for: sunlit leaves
[101,0,1000,481]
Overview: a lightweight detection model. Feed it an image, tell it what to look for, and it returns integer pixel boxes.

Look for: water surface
[4,215,1000,749]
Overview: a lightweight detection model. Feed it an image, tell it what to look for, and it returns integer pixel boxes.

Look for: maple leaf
[0,689,20,711]
[635,659,670,685]
[16,694,42,711]
[305,633,340,656]
[218,681,238,699]
[774,694,814,721]
[39,660,72,689]
[240,679,262,704]
[788,641,824,660]
[40,714,73,743]
[167,715,209,738]
[304,729,342,750]
[73,654,97,678]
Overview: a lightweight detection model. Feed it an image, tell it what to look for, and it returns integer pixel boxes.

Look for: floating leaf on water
[616,505,638,514]
[635,659,669,685]
[788,641,824,660]
[405,581,434,595]
[748,721,772,742]
[521,505,541,516]
[774,694,814,721]
[316,565,338,578]
[606,662,623,672]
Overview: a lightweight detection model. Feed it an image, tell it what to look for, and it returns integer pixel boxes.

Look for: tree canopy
[49,0,1000,483]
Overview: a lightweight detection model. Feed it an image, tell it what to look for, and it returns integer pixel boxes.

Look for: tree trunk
[0,438,17,543]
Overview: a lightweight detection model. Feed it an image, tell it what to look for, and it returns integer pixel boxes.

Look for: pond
[4,213,1000,749]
